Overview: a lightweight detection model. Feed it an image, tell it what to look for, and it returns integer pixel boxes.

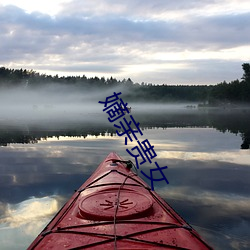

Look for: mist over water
[0,85,198,127]
[0,85,101,122]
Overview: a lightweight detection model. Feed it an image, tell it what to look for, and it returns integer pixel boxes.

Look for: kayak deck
[28,152,213,249]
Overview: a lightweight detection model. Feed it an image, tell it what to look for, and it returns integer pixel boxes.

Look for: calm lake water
[0,104,250,249]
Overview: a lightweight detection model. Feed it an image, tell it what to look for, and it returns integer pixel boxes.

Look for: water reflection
[0,107,250,149]
[0,107,250,249]
[0,196,59,228]
[0,196,62,250]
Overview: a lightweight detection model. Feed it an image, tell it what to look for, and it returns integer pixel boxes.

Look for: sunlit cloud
[152,46,250,62]
[0,0,66,16]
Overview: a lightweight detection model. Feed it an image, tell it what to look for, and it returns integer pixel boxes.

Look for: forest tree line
[0,63,249,104]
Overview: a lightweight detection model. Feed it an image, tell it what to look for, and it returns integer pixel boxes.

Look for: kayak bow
[28,152,213,249]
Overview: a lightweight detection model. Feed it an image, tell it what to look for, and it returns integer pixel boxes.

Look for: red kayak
[28,152,213,249]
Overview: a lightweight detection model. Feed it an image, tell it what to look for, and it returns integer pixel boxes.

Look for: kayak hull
[28,152,213,249]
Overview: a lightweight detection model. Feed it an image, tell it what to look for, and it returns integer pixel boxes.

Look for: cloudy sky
[0,0,250,85]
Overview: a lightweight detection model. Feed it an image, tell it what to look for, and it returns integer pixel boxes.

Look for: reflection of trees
[134,109,250,149]
[0,131,38,146]
[241,133,250,149]
[0,123,116,146]
[0,109,250,149]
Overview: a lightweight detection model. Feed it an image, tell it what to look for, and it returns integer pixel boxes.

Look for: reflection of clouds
[147,127,243,152]
[0,196,59,230]
[0,196,62,250]
[0,202,7,218]
[157,150,250,166]
[12,175,17,183]
[157,185,250,249]
[157,186,250,216]
[152,143,187,150]
[1,126,248,250]
[39,135,124,164]
[5,138,122,177]
[42,133,120,142]
[0,138,128,196]
[194,223,250,250]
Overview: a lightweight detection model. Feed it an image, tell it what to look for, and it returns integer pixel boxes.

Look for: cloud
[1,6,247,51]
[58,0,240,19]
[0,1,250,84]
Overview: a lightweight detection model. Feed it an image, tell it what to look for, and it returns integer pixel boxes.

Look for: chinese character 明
[126,139,157,168]
[140,162,169,191]
[114,115,143,144]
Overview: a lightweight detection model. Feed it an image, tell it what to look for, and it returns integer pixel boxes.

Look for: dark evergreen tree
[242,63,250,83]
